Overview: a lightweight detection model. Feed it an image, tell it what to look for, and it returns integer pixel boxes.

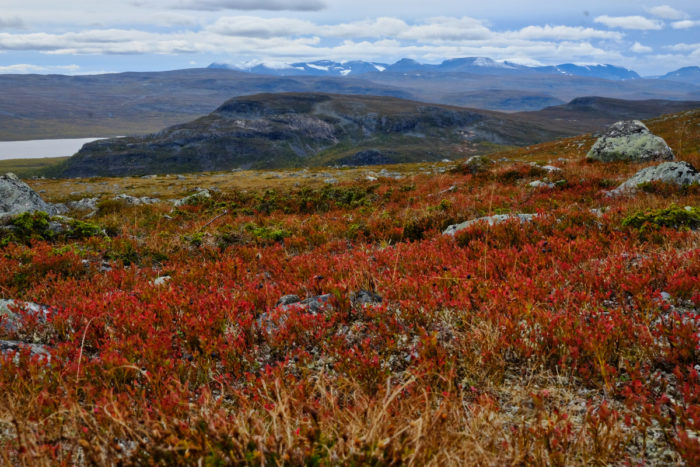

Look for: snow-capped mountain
[210,60,388,77]
[209,57,643,81]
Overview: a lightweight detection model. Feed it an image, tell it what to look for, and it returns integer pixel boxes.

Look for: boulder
[443,213,536,236]
[113,194,160,205]
[610,161,700,195]
[0,173,57,217]
[464,155,494,173]
[586,120,674,163]
[66,197,99,211]
[174,189,211,207]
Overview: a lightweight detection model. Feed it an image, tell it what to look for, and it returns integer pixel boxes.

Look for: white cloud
[207,17,315,37]
[149,13,199,27]
[631,42,652,53]
[0,63,80,73]
[648,5,688,20]
[671,20,700,29]
[664,42,700,52]
[594,15,663,30]
[396,16,492,42]
[170,0,326,11]
[318,18,408,39]
[513,25,624,41]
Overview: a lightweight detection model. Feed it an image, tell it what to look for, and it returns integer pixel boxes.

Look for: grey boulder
[0,173,58,217]
[443,213,536,236]
[610,161,700,195]
[586,120,674,163]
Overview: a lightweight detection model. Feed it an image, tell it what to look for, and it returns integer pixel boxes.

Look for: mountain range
[0,59,698,142]
[210,57,651,81]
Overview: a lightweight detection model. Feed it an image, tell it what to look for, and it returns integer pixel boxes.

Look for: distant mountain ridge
[660,66,700,84]
[211,57,642,81]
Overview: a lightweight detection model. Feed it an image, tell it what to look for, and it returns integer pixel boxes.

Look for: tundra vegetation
[0,110,698,465]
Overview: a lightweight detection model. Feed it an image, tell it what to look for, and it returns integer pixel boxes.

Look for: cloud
[0,63,80,73]
[0,16,25,30]
[514,25,623,41]
[207,16,314,37]
[171,0,325,11]
[149,13,199,27]
[671,20,700,29]
[648,5,688,20]
[631,42,652,53]
[396,16,492,42]
[664,42,700,52]
[594,15,663,30]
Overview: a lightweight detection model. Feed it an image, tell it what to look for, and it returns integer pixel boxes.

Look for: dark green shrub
[622,205,700,231]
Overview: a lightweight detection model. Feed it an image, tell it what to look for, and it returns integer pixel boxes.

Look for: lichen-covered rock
[113,194,160,206]
[443,213,536,236]
[610,161,700,195]
[463,155,494,173]
[0,173,57,217]
[586,120,674,163]
[174,189,211,207]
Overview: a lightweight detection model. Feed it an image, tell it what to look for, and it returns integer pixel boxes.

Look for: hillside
[56,93,568,177]
[1,109,698,464]
[515,96,700,134]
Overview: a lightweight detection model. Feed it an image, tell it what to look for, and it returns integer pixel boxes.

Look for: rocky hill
[56,93,568,177]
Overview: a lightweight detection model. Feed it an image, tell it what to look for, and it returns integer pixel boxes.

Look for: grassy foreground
[0,110,698,465]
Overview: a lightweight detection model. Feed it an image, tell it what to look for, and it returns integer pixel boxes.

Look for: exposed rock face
[443,213,536,236]
[0,173,57,217]
[610,161,700,194]
[586,120,674,163]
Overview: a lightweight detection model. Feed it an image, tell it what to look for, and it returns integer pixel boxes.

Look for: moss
[622,205,700,231]
[10,211,53,241]
[245,224,291,244]
[67,219,104,239]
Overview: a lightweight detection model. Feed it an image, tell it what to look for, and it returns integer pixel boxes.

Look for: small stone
[350,290,383,307]
[276,294,301,307]
[153,276,171,286]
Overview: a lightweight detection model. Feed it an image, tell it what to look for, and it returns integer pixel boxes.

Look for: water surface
[0,138,106,160]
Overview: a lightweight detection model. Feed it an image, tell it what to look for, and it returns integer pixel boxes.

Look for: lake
[0,138,107,160]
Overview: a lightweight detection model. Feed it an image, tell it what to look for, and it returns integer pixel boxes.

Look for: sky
[0,1,698,76]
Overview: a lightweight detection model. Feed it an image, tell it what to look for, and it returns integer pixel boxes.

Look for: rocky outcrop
[443,213,537,236]
[0,173,58,217]
[586,120,674,163]
[610,161,700,195]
